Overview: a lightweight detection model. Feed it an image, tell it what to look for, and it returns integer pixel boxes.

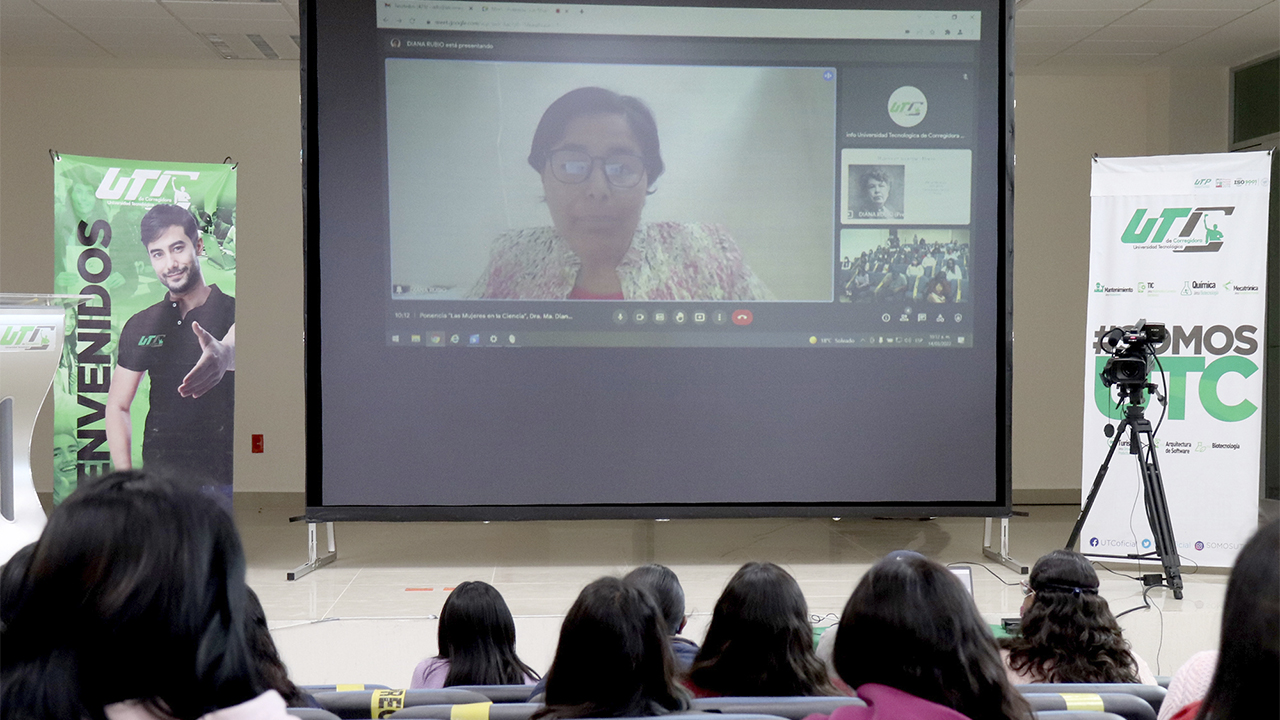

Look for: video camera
[1099,319,1167,389]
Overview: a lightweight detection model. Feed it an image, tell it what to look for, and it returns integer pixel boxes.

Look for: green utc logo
[1121,206,1232,253]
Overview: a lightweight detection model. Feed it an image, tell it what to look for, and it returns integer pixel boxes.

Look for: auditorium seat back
[314,688,490,719]
[449,686,537,703]
[692,696,865,719]
[389,701,539,719]
[1021,693,1155,720]
[1018,684,1166,714]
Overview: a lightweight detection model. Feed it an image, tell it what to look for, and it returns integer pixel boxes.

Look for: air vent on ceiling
[247,34,279,59]
[202,33,236,59]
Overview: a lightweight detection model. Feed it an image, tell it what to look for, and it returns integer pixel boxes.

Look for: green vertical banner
[53,155,237,506]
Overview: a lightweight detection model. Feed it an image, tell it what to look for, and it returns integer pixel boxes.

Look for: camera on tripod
[1099,319,1167,389]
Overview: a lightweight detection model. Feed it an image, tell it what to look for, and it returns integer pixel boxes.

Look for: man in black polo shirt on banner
[106,204,236,505]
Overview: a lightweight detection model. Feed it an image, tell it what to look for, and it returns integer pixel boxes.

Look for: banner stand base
[982,515,1029,575]
[287,518,337,581]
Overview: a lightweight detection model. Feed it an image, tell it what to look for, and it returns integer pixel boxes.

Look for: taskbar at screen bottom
[386,330,972,348]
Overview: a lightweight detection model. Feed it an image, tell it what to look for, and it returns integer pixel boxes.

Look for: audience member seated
[533,576,689,719]
[244,587,321,708]
[0,471,292,720]
[685,561,836,698]
[1157,518,1278,720]
[624,564,700,671]
[999,550,1155,685]
[413,580,540,689]
[806,553,1033,720]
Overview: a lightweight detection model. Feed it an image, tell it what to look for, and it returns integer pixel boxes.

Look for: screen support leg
[982,515,1029,575]
[287,520,337,581]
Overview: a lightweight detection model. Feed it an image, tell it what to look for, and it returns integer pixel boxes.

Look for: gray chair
[391,702,539,720]
[1034,707,1126,712]
[1018,684,1167,714]
[314,689,490,719]
[692,696,866,720]
[288,710,342,720]
[1022,693,1155,720]
[303,685,393,693]
[451,686,540,703]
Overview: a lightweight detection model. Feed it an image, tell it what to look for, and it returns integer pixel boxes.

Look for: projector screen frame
[300,0,1016,521]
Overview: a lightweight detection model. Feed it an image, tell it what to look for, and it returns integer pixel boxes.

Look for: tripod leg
[1068,418,1129,550]
[1134,424,1184,598]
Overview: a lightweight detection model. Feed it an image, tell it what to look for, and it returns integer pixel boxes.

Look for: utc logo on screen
[887,86,928,128]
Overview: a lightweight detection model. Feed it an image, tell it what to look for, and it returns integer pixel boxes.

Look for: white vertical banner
[1083,150,1273,568]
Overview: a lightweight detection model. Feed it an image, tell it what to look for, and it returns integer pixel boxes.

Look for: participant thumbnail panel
[840,148,971,226]
[838,227,971,305]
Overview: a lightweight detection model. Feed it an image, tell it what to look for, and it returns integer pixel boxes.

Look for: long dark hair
[243,587,312,707]
[1196,519,1279,720]
[623,564,685,636]
[436,580,539,686]
[687,562,835,697]
[535,577,688,719]
[834,555,1032,720]
[0,471,264,720]
[1000,550,1139,683]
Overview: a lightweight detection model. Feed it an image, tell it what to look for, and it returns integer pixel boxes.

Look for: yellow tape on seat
[451,701,494,720]
[336,684,365,691]
[1058,693,1106,712]
[371,689,407,719]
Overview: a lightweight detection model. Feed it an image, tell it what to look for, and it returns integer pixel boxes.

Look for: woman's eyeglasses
[547,150,645,189]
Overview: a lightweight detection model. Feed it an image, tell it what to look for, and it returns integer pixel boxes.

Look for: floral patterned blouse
[467,221,773,301]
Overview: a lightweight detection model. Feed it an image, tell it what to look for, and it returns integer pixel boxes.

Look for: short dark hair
[624,564,685,636]
[0,471,263,720]
[535,576,688,720]
[1196,518,1279,720]
[862,168,891,189]
[140,204,199,247]
[528,87,665,188]
[688,562,834,697]
[437,580,539,686]
[833,555,1032,720]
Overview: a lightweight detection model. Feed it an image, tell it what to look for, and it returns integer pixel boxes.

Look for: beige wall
[0,61,1230,496]
[0,62,305,492]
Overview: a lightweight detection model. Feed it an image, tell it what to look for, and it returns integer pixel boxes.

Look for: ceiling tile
[60,15,189,34]
[179,17,297,35]
[1087,24,1211,44]
[1013,54,1052,68]
[1018,0,1144,11]
[1067,39,1185,54]
[1015,25,1099,43]
[1,0,59,18]
[1142,0,1269,9]
[1157,1,1280,66]
[1015,9,1129,26]
[1037,53,1158,67]
[34,0,172,20]
[102,41,216,60]
[1016,39,1078,55]
[1109,8,1253,26]
[160,1,294,22]
[0,14,74,33]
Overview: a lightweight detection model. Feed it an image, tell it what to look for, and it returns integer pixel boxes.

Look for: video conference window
[838,228,971,305]
[386,61,836,302]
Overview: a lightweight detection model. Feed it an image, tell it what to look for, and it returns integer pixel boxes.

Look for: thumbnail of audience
[999,550,1156,685]
[812,553,1034,720]
[533,576,690,719]
[686,562,835,698]
[1158,518,1278,720]
[412,580,540,689]
[468,87,771,301]
[625,564,700,671]
[0,471,294,720]
[841,234,969,305]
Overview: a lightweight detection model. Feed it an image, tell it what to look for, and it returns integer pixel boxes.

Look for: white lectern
[0,293,89,564]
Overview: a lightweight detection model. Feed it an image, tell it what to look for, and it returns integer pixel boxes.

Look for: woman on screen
[467,87,771,301]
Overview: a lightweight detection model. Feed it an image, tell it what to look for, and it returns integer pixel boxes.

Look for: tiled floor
[235,495,1235,689]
